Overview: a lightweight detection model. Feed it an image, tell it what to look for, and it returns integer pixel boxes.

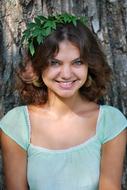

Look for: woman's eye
[73,60,83,65]
[49,60,60,66]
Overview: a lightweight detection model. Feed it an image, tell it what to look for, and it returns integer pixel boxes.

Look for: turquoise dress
[0,105,127,190]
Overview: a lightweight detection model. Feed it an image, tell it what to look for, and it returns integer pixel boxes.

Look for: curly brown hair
[18,22,111,105]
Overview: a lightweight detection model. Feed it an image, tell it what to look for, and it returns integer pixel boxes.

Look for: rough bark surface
[0,0,127,189]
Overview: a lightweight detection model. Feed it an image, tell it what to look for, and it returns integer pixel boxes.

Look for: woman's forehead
[54,41,80,61]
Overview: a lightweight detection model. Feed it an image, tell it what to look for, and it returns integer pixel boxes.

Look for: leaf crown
[22,13,88,56]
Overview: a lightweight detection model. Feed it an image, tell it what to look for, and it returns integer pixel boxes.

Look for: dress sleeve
[100,105,127,144]
[0,106,29,150]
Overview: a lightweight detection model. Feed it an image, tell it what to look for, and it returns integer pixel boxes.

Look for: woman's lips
[55,80,77,89]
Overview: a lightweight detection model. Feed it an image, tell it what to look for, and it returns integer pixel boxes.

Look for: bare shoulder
[99,129,126,189]
[1,132,28,190]
[1,131,27,159]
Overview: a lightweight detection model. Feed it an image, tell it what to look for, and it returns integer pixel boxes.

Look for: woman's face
[42,40,88,99]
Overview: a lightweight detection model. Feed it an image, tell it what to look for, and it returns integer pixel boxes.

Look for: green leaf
[72,19,77,26]
[41,29,47,36]
[37,15,47,24]
[52,22,56,29]
[22,29,31,38]
[32,28,42,37]
[80,16,88,25]
[34,17,42,25]
[29,41,35,56]
[43,20,53,28]
[27,22,36,28]
[37,35,43,44]
[21,35,26,43]
[22,13,88,55]
[45,27,52,36]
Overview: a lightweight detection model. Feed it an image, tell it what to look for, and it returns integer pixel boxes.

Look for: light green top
[0,105,127,190]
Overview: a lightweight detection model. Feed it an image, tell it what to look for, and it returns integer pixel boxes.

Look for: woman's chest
[30,114,97,150]
[27,138,101,190]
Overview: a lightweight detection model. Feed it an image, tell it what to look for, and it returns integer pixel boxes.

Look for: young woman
[0,14,127,190]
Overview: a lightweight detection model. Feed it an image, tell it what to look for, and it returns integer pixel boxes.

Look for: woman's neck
[46,91,89,118]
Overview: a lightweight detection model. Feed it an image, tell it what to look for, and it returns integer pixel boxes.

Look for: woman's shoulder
[0,105,29,150]
[100,104,127,124]
[100,104,126,118]
[0,105,26,123]
[4,105,26,115]
[98,104,127,144]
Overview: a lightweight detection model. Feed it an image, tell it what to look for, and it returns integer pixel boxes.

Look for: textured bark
[0,0,127,189]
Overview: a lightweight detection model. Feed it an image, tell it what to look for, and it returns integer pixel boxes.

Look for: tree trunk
[0,0,127,189]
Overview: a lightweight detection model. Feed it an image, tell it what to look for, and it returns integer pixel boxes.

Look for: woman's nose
[60,65,72,79]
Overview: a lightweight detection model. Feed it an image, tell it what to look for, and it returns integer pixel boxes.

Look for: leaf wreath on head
[22,13,88,56]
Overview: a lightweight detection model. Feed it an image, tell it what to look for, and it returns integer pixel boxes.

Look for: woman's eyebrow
[51,58,61,62]
[52,57,81,62]
[72,58,82,62]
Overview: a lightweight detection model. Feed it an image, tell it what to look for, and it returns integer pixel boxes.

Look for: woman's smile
[42,40,88,98]
[55,80,78,90]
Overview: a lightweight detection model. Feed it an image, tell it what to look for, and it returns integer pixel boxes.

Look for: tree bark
[0,0,127,189]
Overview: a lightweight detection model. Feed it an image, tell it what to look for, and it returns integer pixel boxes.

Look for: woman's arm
[99,129,127,190]
[1,132,28,190]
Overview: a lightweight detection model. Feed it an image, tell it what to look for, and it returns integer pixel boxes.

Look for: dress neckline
[24,105,103,154]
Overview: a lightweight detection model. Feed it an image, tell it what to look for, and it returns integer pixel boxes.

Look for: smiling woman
[42,40,88,98]
[0,13,127,190]
[18,19,111,104]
